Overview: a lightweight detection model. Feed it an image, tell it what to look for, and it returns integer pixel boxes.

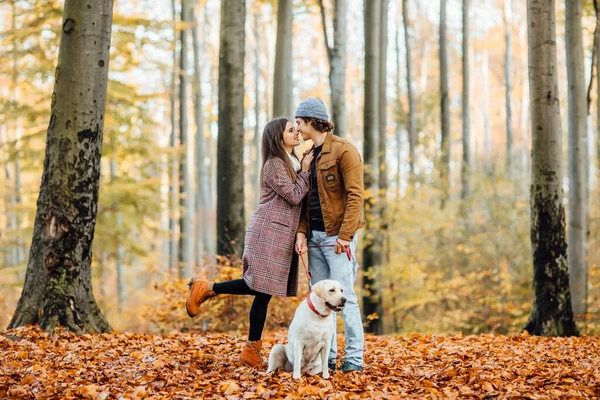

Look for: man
[294,97,365,373]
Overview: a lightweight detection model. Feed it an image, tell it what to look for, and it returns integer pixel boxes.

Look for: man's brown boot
[239,340,263,368]
[186,278,217,318]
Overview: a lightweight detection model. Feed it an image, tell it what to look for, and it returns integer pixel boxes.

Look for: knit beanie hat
[295,97,329,121]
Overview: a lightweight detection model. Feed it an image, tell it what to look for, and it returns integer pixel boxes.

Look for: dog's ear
[312,280,326,300]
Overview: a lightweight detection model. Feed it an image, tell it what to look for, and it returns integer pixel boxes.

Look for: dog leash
[299,239,352,290]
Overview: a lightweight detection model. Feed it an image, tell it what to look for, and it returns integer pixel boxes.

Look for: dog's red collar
[307,291,327,318]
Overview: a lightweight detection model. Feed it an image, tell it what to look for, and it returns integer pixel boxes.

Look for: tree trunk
[596,32,600,182]
[461,0,470,200]
[204,8,216,258]
[504,0,513,177]
[169,0,179,273]
[109,160,125,314]
[2,129,15,267]
[483,49,492,172]
[519,23,530,182]
[395,4,404,192]
[524,0,578,337]
[9,0,114,333]
[10,1,24,266]
[362,0,383,335]
[273,0,293,119]
[378,0,389,195]
[403,0,417,183]
[596,0,600,191]
[179,0,194,277]
[439,0,450,208]
[318,0,347,137]
[217,0,246,257]
[253,12,262,204]
[192,3,210,264]
[565,0,588,318]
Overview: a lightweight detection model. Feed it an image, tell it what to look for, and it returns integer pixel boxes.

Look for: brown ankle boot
[239,340,263,367]
[186,278,217,318]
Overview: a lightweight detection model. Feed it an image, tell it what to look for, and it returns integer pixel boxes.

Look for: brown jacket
[298,132,365,241]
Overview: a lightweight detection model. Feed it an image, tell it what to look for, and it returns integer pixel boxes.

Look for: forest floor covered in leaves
[1,326,599,399]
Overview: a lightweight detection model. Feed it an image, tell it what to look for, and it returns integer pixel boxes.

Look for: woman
[185,118,313,367]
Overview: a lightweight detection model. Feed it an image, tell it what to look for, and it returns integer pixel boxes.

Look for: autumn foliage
[1,326,599,399]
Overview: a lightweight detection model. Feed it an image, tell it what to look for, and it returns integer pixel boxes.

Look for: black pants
[212,279,272,341]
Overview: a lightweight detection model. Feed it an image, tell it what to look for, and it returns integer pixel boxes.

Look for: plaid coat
[242,157,310,297]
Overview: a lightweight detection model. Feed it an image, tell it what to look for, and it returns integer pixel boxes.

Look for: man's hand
[296,233,307,255]
[335,238,350,255]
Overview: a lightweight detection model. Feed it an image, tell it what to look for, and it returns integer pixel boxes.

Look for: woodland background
[1,0,599,336]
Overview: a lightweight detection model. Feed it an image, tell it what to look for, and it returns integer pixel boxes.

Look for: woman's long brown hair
[259,118,299,196]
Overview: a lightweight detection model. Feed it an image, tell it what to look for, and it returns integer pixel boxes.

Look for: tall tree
[403,0,417,182]
[395,1,404,191]
[192,3,211,262]
[318,0,348,137]
[596,0,600,188]
[592,0,600,190]
[217,0,246,257]
[378,0,389,194]
[179,0,194,277]
[362,0,384,335]
[504,0,513,176]
[524,0,578,337]
[519,23,530,180]
[565,0,588,318]
[11,0,24,265]
[9,0,114,333]
[169,0,179,273]
[273,0,293,119]
[252,11,262,202]
[482,49,492,171]
[461,0,470,200]
[439,0,450,208]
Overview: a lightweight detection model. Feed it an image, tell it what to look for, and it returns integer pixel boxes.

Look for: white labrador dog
[267,279,346,379]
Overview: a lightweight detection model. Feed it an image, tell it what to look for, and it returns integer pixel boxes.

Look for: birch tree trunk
[362,0,384,335]
[169,0,179,273]
[179,0,194,277]
[504,0,513,177]
[565,0,588,317]
[318,0,347,137]
[461,0,470,200]
[273,0,293,119]
[403,0,417,182]
[439,0,450,208]
[524,0,578,337]
[217,0,246,257]
[192,3,210,263]
[9,0,114,333]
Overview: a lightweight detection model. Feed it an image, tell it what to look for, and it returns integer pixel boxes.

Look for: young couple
[186,98,366,373]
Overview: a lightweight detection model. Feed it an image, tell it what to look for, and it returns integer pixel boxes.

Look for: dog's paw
[292,373,301,379]
[322,371,330,379]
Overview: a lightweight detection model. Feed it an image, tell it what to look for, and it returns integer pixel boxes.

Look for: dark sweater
[309,144,325,231]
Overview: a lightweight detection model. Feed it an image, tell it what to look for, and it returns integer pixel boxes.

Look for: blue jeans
[308,230,364,366]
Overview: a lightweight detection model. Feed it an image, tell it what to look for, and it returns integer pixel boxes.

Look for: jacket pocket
[319,160,339,191]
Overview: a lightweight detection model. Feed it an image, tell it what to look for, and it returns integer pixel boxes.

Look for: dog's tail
[267,344,292,373]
